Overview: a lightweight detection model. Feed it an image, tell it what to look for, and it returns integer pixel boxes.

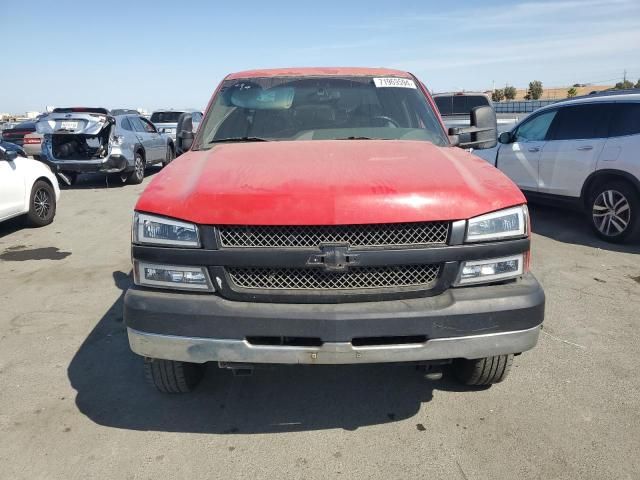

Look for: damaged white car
[37,108,175,185]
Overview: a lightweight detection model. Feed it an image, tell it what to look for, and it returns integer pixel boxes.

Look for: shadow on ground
[68,271,482,434]
[60,167,161,190]
[0,216,28,238]
[529,204,640,254]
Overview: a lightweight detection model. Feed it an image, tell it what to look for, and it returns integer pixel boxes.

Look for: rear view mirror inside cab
[229,86,295,110]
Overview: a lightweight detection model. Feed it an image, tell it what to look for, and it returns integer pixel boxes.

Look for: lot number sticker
[373,78,417,89]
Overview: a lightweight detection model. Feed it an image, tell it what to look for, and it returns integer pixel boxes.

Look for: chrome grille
[218,223,449,248]
[227,265,440,291]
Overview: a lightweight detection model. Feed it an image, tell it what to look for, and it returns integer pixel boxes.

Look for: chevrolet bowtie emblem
[307,245,359,271]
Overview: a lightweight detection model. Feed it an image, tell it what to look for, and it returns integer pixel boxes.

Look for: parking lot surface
[1,170,639,479]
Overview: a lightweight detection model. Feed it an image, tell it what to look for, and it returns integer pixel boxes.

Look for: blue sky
[2,0,639,113]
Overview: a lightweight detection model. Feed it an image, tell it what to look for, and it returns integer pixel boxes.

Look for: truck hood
[136,140,525,225]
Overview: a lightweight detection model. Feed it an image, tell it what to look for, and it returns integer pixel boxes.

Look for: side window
[515,110,557,142]
[550,104,610,140]
[609,103,640,137]
[192,112,203,132]
[120,118,132,131]
[139,118,156,133]
[451,96,466,115]
[434,96,452,116]
[129,117,146,133]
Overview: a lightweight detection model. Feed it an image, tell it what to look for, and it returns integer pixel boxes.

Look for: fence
[493,100,559,114]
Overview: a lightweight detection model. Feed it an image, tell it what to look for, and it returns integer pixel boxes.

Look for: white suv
[0,141,60,227]
[491,92,640,243]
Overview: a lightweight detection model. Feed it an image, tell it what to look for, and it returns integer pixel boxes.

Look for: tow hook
[219,362,254,376]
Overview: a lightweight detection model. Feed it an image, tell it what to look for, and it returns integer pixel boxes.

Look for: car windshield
[150,111,184,123]
[194,76,448,149]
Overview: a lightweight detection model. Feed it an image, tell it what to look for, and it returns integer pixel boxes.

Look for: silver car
[38,108,175,185]
[150,109,202,141]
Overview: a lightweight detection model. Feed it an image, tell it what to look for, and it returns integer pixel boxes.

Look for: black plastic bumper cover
[124,273,544,343]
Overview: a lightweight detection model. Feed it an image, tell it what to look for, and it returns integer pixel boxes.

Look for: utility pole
[623,69,627,83]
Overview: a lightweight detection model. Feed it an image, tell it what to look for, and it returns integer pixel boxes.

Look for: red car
[125,67,544,393]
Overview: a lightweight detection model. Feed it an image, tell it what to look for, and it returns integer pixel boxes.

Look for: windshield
[150,111,184,123]
[194,76,448,149]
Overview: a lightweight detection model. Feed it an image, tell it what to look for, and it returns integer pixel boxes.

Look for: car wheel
[25,180,56,227]
[162,145,175,167]
[144,357,205,393]
[127,152,145,185]
[453,354,513,386]
[589,180,640,243]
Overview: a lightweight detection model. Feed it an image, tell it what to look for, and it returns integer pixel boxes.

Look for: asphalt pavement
[1,169,639,479]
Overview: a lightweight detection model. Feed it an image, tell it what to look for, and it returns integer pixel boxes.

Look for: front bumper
[125,273,544,364]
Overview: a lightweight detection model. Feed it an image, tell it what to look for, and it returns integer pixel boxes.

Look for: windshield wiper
[335,136,391,140]
[209,136,270,144]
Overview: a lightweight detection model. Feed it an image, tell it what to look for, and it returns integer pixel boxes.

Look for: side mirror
[0,149,18,161]
[448,105,497,150]
[498,131,514,144]
[176,112,194,155]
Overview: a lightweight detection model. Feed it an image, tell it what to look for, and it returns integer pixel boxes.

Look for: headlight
[133,212,200,247]
[134,261,213,291]
[456,254,523,285]
[466,205,527,242]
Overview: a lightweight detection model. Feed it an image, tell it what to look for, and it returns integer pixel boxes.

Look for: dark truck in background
[124,68,545,394]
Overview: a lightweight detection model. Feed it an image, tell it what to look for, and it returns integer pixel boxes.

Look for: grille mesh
[219,223,449,248]
[227,265,440,291]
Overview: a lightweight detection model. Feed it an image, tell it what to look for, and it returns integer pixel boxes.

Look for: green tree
[614,80,634,90]
[527,80,543,100]
[504,85,517,100]
[636,79,640,88]
[491,89,505,102]
[567,87,578,98]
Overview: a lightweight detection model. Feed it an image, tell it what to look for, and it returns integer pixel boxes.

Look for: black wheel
[589,180,640,243]
[144,357,205,393]
[453,354,513,386]
[127,152,145,184]
[162,145,175,167]
[25,180,56,227]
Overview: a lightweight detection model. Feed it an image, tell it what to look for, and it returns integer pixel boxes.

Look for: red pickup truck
[125,68,544,393]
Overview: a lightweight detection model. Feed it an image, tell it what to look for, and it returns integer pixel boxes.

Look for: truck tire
[589,180,640,243]
[25,180,56,227]
[144,357,205,393]
[453,354,513,386]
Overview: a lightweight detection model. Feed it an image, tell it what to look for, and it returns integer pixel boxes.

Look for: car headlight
[134,261,213,291]
[466,205,527,242]
[456,254,524,285]
[132,212,200,247]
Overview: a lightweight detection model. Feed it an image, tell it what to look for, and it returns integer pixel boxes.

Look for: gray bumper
[46,154,130,173]
[125,274,544,365]
[127,325,541,364]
